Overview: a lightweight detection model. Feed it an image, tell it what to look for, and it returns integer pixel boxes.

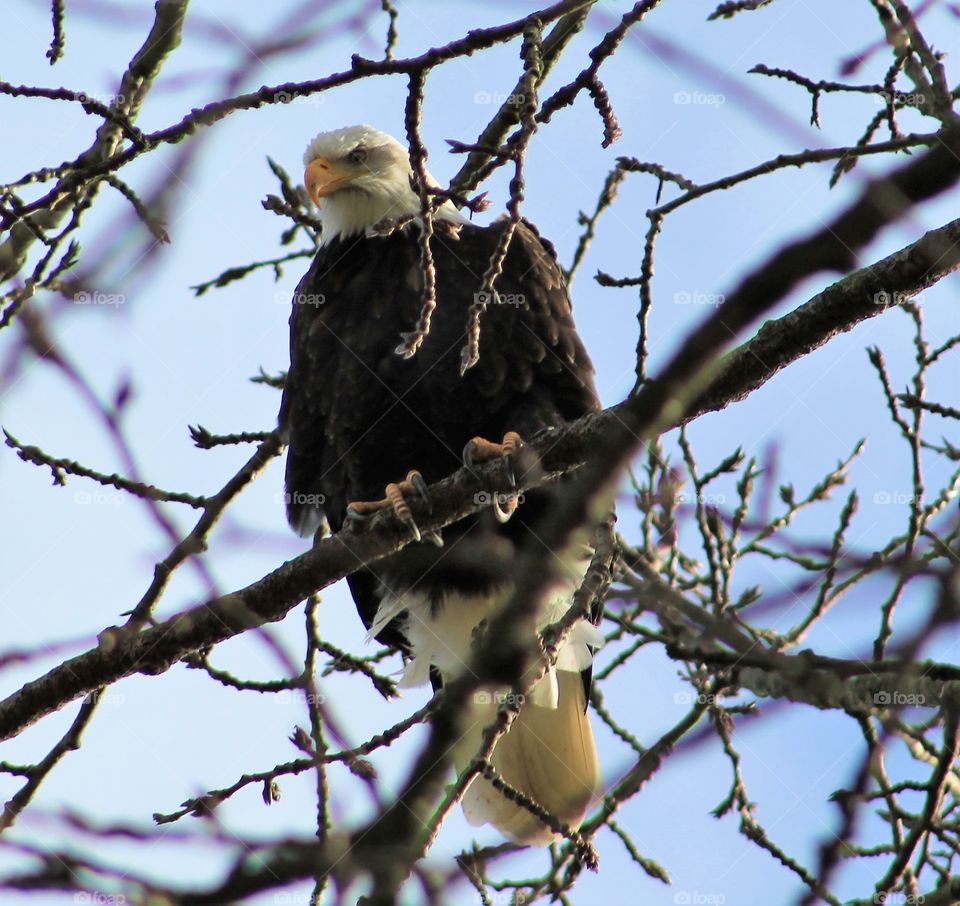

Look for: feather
[375,571,603,843]
[458,671,601,844]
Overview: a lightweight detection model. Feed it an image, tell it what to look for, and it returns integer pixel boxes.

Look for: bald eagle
[278,125,603,844]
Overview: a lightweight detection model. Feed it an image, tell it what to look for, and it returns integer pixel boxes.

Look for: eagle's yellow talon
[347,470,429,542]
[463,431,525,487]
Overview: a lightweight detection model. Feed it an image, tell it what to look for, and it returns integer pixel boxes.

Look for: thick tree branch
[687,215,960,421]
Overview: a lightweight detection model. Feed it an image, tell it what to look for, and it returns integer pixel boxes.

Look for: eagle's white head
[302,124,466,246]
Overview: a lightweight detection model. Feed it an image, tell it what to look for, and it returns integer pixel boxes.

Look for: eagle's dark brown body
[279,218,598,649]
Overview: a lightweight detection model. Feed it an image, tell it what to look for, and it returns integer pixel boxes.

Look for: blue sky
[2,1,959,904]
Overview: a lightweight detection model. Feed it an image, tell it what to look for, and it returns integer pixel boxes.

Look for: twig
[3,429,205,507]
[1,691,100,833]
[46,0,66,64]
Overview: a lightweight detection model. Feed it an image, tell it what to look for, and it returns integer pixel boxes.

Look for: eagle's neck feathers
[319,180,464,247]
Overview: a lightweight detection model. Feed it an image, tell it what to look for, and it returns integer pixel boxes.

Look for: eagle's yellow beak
[304,158,354,205]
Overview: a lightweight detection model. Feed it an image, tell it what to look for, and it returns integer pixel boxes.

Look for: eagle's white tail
[458,670,601,844]
[369,584,604,844]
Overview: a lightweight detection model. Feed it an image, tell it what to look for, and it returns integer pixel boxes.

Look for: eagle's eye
[347,147,368,165]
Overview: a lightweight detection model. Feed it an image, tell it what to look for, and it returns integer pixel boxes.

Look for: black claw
[423,529,444,547]
[344,504,370,531]
[400,514,421,543]
[408,471,431,508]
[462,440,479,474]
[492,496,513,523]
